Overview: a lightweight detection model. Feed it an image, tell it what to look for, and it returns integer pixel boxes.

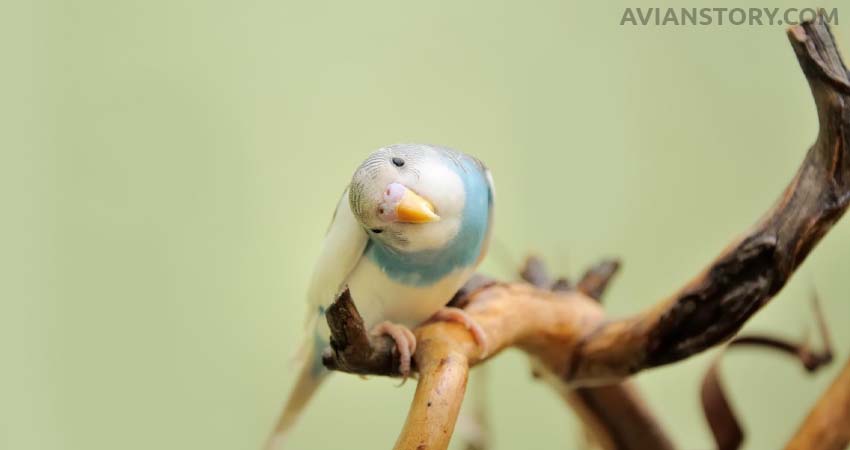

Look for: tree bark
[319,14,850,450]
[784,356,850,450]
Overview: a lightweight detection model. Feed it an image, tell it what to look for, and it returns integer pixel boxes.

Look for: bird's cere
[380,182,440,223]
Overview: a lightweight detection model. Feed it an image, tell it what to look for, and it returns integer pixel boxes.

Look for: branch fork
[318,14,850,450]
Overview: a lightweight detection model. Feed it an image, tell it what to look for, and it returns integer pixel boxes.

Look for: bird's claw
[427,307,489,357]
[371,321,417,380]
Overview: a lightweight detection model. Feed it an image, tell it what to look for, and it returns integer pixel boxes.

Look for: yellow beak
[395,187,440,223]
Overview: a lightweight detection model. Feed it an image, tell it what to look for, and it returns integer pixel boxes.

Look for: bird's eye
[370,228,383,234]
[391,157,405,167]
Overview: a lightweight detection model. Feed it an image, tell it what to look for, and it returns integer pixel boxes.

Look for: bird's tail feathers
[264,344,330,450]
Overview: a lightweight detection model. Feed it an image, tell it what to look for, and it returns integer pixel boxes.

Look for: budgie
[265,143,494,449]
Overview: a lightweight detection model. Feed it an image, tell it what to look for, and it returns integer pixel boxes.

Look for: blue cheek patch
[364,155,492,286]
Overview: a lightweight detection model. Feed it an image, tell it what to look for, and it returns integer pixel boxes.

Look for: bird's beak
[396,187,440,223]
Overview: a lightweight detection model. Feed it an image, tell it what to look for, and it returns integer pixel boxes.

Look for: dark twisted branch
[321,290,397,376]
[567,14,850,382]
[522,257,675,450]
[701,291,834,450]
[319,15,850,450]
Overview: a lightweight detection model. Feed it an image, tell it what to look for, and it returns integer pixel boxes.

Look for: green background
[5,0,849,449]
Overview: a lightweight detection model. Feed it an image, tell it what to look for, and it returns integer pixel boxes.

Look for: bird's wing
[476,167,496,266]
[305,188,369,325]
[275,190,365,446]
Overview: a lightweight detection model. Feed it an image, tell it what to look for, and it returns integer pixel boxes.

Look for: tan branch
[319,14,850,450]
[523,256,675,450]
[784,356,850,450]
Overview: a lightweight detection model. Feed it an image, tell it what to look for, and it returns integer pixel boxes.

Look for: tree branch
[318,14,850,450]
[566,13,850,383]
[784,355,850,450]
[522,257,675,450]
[701,291,834,450]
[322,290,398,376]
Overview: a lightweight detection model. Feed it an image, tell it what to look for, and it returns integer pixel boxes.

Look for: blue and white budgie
[265,143,494,449]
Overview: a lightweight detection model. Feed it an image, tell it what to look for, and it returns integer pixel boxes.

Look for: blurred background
[5,0,849,449]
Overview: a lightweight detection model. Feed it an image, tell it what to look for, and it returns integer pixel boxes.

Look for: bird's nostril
[378,207,385,215]
[383,182,404,202]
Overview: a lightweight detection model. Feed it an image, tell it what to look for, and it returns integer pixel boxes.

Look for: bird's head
[349,145,465,252]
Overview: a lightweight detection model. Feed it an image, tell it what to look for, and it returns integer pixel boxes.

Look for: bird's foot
[427,307,489,357]
[370,321,417,378]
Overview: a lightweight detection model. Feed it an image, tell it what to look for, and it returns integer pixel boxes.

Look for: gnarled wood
[566,12,850,384]
[701,292,833,450]
[522,256,675,450]
[784,356,850,450]
[317,14,850,450]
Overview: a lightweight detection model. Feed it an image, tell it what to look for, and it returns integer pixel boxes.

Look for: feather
[266,188,367,449]
[305,187,369,330]
[263,346,329,450]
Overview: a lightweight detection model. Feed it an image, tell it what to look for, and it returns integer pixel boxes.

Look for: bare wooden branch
[322,290,398,376]
[318,14,850,450]
[566,383,675,450]
[575,259,621,300]
[521,257,674,450]
[518,255,552,289]
[784,356,850,450]
[701,292,834,450]
[566,13,850,383]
